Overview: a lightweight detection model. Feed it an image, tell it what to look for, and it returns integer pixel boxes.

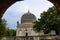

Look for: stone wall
[1,36,60,40]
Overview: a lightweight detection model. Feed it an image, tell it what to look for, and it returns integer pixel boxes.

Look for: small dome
[21,10,36,23]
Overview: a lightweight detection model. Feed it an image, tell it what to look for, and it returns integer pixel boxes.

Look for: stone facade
[16,10,38,36]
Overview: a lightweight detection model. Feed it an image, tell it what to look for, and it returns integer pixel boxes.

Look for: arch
[0,0,60,27]
[0,0,23,26]
[0,0,60,20]
[0,0,23,18]
[48,0,60,13]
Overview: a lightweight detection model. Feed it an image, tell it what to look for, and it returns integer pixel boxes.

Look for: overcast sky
[2,0,53,29]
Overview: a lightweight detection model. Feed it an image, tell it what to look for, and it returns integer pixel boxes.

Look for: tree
[33,6,60,35]
[0,19,16,39]
[0,19,7,38]
[6,28,16,36]
[0,19,7,36]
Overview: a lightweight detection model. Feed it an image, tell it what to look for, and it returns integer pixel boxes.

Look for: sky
[2,0,53,29]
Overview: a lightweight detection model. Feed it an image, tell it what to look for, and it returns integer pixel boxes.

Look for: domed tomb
[21,10,36,23]
[16,10,38,36]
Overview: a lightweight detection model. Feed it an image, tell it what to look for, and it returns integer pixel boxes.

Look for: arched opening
[2,0,54,29]
[0,0,59,37]
[0,0,60,28]
[26,32,28,36]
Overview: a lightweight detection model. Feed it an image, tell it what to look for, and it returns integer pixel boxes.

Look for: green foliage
[6,28,16,36]
[33,6,60,35]
[0,19,7,37]
[0,19,16,38]
[33,21,42,33]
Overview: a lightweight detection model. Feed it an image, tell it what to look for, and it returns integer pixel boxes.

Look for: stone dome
[21,10,36,23]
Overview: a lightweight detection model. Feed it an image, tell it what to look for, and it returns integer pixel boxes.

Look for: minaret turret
[17,21,19,26]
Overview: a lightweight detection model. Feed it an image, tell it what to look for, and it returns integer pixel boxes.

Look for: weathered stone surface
[1,36,60,40]
[16,11,37,36]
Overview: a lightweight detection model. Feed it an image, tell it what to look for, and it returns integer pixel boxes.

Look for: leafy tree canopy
[0,19,16,39]
[33,6,60,35]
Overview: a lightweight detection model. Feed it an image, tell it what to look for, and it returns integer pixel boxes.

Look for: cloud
[16,2,29,13]
[2,0,53,29]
